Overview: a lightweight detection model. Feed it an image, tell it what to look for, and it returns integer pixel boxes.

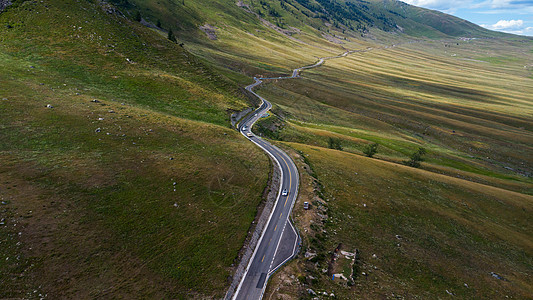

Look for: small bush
[328,137,343,151]
[168,28,177,42]
[363,143,379,157]
[404,147,427,168]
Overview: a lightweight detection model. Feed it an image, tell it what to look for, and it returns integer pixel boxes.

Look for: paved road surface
[232,48,373,300]
[232,78,300,300]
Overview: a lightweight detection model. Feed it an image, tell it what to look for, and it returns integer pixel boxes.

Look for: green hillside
[115,0,510,82]
[1,0,531,299]
[120,0,499,40]
[0,0,268,298]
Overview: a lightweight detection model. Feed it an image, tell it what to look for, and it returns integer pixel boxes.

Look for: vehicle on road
[247,132,253,137]
[282,189,288,196]
[242,126,247,131]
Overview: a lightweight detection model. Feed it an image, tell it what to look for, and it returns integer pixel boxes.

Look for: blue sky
[401,0,533,36]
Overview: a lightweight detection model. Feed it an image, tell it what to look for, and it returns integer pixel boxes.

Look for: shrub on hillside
[363,143,379,157]
[404,147,427,168]
[328,137,343,151]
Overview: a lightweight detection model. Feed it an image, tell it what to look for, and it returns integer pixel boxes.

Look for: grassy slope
[1,0,531,298]
[0,0,269,298]
[256,37,533,299]
[254,39,533,193]
[120,0,512,82]
[92,0,533,298]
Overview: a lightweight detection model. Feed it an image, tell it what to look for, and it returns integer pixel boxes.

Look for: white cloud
[499,26,533,35]
[481,19,533,35]
[401,0,469,10]
[402,0,533,36]
[403,0,533,12]
[485,0,533,9]
[482,19,524,30]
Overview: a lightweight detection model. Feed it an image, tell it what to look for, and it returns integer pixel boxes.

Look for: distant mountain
[112,0,505,41]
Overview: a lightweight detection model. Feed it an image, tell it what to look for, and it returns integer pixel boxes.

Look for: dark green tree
[363,143,379,158]
[404,147,427,168]
[156,19,162,28]
[167,28,177,43]
[328,137,343,151]
[134,11,142,22]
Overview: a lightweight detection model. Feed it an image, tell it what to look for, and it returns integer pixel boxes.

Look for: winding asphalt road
[232,49,367,300]
[232,78,300,300]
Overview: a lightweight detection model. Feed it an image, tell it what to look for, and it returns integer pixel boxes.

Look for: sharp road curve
[231,48,370,300]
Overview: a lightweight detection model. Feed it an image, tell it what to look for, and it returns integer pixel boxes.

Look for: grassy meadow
[267,144,533,298]
[0,0,532,298]
[255,38,533,298]
[253,38,533,194]
[0,0,269,298]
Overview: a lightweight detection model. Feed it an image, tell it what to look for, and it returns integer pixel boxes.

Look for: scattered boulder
[108,110,115,113]
[341,250,355,258]
[46,104,54,108]
[490,272,506,281]
[95,128,101,133]
[91,99,100,103]
[0,0,12,13]
[307,288,317,296]
[305,250,317,259]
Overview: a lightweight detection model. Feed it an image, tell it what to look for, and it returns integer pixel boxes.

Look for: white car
[282,189,288,196]
[242,126,247,131]
[247,132,253,137]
